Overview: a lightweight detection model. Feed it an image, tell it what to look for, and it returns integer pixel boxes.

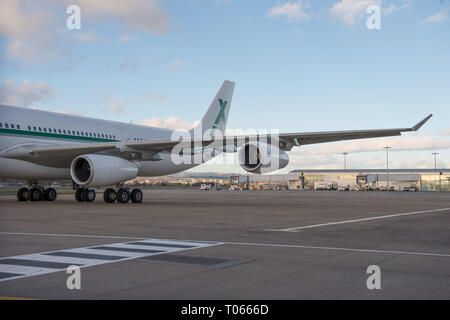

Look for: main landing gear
[17,181,57,202]
[74,186,143,203]
[103,188,143,204]
[75,188,96,202]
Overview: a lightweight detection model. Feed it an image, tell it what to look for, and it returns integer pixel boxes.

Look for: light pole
[342,152,348,170]
[384,147,392,188]
[432,152,439,171]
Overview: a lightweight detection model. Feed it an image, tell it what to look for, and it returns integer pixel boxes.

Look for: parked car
[380,186,386,191]
[388,186,396,192]
[409,186,417,192]
[200,184,211,190]
[402,187,410,192]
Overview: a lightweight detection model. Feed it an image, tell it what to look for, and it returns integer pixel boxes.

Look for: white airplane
[0,80,432,203]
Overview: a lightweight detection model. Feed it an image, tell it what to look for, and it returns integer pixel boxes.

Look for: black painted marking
[43,251,126,261]
[90,246,164,254]
[0,258,82,269]
[141,254,229,266]
[0,272,24,280]
[128,242,195,249]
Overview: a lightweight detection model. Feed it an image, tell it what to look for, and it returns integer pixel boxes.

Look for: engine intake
[238,142,289,174]
[70,154,138,187]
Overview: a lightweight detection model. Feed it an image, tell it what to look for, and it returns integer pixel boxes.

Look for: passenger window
[17,124,20,129]
[33,126,36,131]
[28,126,31,130]
[11,124,15,129]
[77,131,79,135]
[6,123,9,128]
[38,127,42,131]
[63,130,66,134]
[0,123,2,128]
[43,128,47,132]
[58,129,61,133]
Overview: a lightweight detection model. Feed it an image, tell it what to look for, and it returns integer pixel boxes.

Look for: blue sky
[1,0,449,173]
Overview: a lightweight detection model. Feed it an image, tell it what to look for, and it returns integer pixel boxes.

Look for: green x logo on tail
[212,99,227,129]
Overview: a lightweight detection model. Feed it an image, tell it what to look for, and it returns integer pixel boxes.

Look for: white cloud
[55,110,74,115]
[266,0,310,23]
[74,32,97,42]
[419,7,450,26]
[167,59,188,73]
[438,130,450,136]
[74,0,170,34]
[382,1,410,15]
[330,0,380,26]
[0,79,54,106]
[140,117,199,130]
[0,0,170,63]
[105,97,126,114]
[300,135,450,155]
[118,34,138,43]
[119,57,138,73]
[0,0,55,63]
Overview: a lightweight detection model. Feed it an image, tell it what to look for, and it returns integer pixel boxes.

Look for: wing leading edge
[5,114,432,167]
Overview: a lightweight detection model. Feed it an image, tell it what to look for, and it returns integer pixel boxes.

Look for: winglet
[412,114,433,131]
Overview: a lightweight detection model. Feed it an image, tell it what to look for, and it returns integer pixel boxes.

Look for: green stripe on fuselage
[0,128,119,143]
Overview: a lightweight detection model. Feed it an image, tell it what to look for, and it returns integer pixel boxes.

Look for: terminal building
[231,169,450,192]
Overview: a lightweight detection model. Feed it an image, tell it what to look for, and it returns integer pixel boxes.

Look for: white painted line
[223,241,450,258]
[0,239,221,282]
[265,207,450,232]
[14,254,110,266]
[0,232,145,240]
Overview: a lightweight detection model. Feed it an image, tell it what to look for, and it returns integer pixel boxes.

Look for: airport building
[231,169,450,192]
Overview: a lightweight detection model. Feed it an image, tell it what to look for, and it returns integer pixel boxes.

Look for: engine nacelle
[70,154,138,187]
[238,142,289,174]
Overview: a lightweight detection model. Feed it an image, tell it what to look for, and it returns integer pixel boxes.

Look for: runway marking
[265,207,450,232]
[0,238,222,282]
[1,232,449,260]
[222,241,450,258]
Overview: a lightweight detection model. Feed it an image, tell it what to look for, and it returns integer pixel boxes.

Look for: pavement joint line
[0,231,449,259]
[264,207,450,232]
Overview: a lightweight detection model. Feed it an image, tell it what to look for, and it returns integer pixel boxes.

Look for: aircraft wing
[276,113,432,150]
[3,114,432,167]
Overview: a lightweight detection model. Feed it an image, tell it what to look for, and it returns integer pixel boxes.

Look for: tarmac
[0,189,449,299]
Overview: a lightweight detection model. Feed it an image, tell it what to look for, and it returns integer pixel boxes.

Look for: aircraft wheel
[30,187,43,201]
[103,188,116,203]
[17,187,30,201]
[75,188,84,202]
[44,188,57,201]
[116,189,130,203]
[130,189,143,203]
[81,189,96,202]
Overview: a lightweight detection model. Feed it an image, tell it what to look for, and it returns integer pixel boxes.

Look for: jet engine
[238,142,289,174]
[70,154,138,187]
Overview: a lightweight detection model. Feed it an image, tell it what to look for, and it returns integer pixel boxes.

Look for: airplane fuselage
[0,104,196,180]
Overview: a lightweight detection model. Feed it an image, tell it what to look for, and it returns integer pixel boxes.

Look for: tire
[44,188,57,201]
[75,188,84,202]
[30,187,42,201]
[81,189,96,202]
[116,189,130,203]
[103,188,116,203]
[17,187,30,201]
[130,189,143,203]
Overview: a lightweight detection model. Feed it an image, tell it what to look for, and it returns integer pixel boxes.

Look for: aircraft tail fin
[190,80,235,137]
